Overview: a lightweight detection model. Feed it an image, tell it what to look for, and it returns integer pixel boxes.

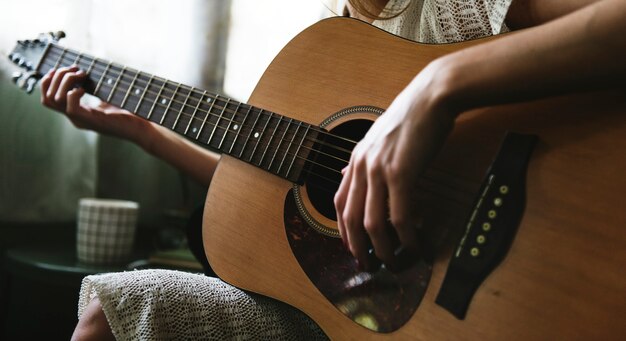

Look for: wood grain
[203,17,626,340]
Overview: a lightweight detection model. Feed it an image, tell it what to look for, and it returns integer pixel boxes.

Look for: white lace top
[372,0,513,43]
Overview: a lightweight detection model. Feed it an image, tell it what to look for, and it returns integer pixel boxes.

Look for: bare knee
[71,298,116,341]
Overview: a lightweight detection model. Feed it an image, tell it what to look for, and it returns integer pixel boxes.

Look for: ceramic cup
[76,198,139,265]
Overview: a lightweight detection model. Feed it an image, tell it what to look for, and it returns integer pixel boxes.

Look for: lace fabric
[79,270,327,340]
[373,0,513,43]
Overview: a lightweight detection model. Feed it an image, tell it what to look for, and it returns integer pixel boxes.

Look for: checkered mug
[76,198,139,265]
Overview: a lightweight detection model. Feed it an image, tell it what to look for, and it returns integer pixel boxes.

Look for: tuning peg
[25,77,38,94]
[50,31,66,41]
[12,71,23,84]
[14,70,38,93]
[10,53,20,64]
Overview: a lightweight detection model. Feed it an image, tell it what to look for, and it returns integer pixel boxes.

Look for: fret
[195,94,217,140]
[106,66,125,103]
[147,79,167,120]
[121,70,139,109]
[184,90,206,135]
[160,83,180,125]
[77,56,97,94]
[86,57,97,75]
[250,110,272,164]
[239,108,262,159]
[259,114,282,168]
[173,89,198,135]
[229,104,252,155]
[72,52,82,66]
[36,43,54,73]
[286,124,311,180]
[278,120,301,176]
[206,98,230,146]
[270,118,293,174]
[53,47,66,69]
[25,43,332,183]
[207,97,229,146]
[135,74,153,114]
[94,62,111,95]
[21,42,325,182]
[173,86,193,130]
[218,102,240,150]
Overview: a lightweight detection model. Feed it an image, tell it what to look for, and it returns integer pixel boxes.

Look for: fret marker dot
[254,132,260,138]
[106,78,113,85]
[161,99,167,105]
[207,98,212,103]
[233,124,239,130]
[134,88,141,95]
[192,127,198,133]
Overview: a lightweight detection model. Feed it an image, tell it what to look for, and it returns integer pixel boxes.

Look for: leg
[77,270,327,339]
[71,298,115,341]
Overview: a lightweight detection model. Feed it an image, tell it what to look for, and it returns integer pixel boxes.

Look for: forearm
[142,123,220,187]
[41,67,220,187]
[435,0,626,114]
[506,0,602,29]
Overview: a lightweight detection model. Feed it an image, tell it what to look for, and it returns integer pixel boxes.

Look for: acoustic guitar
[9,17,626,340]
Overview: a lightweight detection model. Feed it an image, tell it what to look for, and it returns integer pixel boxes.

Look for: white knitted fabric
[76,2,515,340]
[78,270,328,340]
[373,0,513,43]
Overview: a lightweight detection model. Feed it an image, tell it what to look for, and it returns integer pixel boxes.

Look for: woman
[41,0,625,339]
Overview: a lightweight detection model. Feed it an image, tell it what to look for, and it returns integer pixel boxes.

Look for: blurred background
[0,0,336,223]
[0,0,336,338]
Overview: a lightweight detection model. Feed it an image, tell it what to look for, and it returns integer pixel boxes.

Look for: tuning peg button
[50,31,66,41]
[12,72,23,84]
[25,77,38,94]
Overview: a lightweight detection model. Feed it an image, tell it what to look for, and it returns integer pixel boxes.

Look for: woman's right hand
[40,65,156,149]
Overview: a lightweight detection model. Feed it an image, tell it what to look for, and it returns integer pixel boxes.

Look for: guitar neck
[38,43,318,184]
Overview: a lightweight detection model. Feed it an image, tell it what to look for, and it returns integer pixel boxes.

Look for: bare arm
[142,124,220,187]
[40,67,220,187]
[337,0,626,268]
[446,0,626,111]
[506,0,602,29]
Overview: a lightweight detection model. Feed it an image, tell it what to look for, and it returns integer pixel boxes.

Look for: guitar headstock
[7,31,65,93]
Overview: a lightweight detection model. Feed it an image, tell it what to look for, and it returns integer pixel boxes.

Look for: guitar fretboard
[39,44,320,184]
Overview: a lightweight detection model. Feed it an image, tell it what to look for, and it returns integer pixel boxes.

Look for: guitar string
[41,52,360,167]
[41,49,478,200]
[41,48,476,199]
[43,47,473,188]
[41,58,355,173]
[308,170,472,210]
[45,47,360,152]
[37,59,472,201]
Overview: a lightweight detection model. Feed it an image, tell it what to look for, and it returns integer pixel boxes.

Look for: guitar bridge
[435,132,537,319]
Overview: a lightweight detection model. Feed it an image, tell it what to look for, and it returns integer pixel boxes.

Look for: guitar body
[203,18,626,339]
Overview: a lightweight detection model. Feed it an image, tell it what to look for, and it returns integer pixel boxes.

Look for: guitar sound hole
[305,119,373,221]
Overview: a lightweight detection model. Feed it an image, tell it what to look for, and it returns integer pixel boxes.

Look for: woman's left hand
[334,61,457,271]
